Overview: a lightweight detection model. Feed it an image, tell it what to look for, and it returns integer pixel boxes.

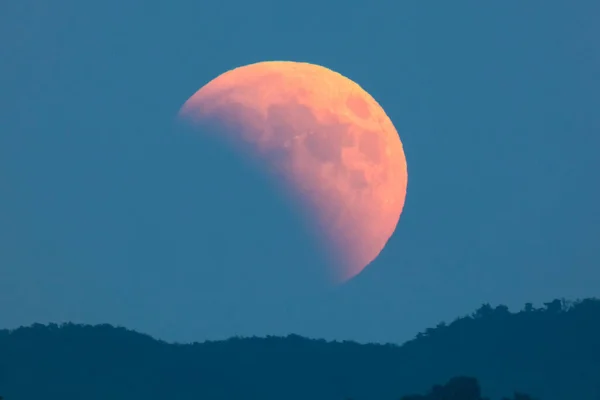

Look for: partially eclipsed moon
[177,61,407,283]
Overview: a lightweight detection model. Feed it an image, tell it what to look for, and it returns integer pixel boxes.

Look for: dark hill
[1,298,598,400]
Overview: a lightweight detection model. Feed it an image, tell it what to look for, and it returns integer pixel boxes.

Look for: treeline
[1,377,537,400]
[398,376,536,400]
[413,298,588,341]
[0,298,598,400]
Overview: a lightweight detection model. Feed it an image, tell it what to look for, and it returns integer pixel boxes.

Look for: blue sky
[1,0,598,344]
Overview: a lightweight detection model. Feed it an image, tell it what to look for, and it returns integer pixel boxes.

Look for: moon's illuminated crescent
[177,61,407,283]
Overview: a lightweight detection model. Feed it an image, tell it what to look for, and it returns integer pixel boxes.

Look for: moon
[177,61,407,283]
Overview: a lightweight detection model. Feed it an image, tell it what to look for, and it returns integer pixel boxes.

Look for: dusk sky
[1,1,598,345]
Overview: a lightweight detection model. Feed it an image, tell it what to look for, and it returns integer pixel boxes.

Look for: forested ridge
[1,298,598,400]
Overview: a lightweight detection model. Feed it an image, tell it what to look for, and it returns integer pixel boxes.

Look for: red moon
[177,61,407,283]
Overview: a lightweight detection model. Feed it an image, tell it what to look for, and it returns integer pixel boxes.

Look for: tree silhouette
[399,376,537,400]
[399,376,486,400]
[502,394,536,400]
[473,303,494,319]
[543,299,563,314]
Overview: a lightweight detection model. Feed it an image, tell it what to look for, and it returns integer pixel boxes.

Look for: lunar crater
[346,94,371,120]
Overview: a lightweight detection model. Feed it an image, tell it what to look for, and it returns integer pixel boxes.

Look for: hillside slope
[1,298,598,400]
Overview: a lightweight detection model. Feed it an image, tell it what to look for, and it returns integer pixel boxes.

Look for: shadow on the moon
[162,122,331,299]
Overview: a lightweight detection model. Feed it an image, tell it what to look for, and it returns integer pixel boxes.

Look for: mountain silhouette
[1,298,598,400]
